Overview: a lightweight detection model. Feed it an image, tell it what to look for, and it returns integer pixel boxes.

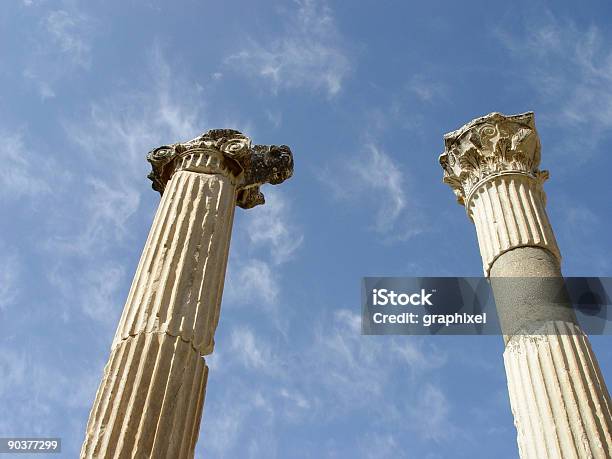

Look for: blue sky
[1,0,612,457]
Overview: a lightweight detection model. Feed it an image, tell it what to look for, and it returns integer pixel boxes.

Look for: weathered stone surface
[469,173,560,276]
[440,111,544,206]
[490,247,576,341]
[440,112,612,458]
[81,333,207,458]
[112,170,236,357]
[82,129,294,458]
[440,112,559,275]
[147,128,293,209]
[504,322,612,459]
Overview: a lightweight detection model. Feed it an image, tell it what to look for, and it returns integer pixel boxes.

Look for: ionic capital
[439,112,548,207]
[147,129,293,209]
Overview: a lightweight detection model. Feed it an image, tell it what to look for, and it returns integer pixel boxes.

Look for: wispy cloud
[48,178,141,256]
[310,310,447,411]
[48,261,126,325]
[224,189,303,314]
[407,74,447,103]
[409,384,452,441]
[351,145,406,234]
[321,144,423,240]
[246,189,303,265]
[0,131,52,198]
[360,433,402,459]
[68,45,203,167]
[45,10,92,68]
[495,12,612,155]
[225,0,350,97]
[200,388,276,458]
[200,308,450,457]
[265,110,283,129]
[0,345,100,451]
[45,46,213,324]
[55,45,206,254]
[0,250,20,312]
[24,7,93,99]
[229,326,276,371]
[225,258,280,307]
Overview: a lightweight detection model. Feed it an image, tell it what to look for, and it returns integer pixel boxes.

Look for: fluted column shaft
[81,129,294,458]
[467,172,559,276]
[440,112,612,458]
[82,170,236,458]
[474,176,612,458]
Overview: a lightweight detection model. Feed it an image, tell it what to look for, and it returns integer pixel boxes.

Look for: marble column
[81,129,293,458]
[439,112,612,458]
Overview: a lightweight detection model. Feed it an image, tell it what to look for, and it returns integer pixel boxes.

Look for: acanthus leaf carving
[439,112,546,206]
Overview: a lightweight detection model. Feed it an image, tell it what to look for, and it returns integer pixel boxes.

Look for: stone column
[439,112,612,458]
[81,129,293,458]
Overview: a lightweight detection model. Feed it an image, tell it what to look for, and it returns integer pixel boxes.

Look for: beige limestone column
[81,129,294,458]
[439,112,612,458]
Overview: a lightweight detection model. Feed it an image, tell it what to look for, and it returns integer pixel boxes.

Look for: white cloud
[0,349,27,401]
[203,403,244,456]
[265,109,282,129]
[68,45,203,170]
[408,74,447,103]
[23,69,56,99]
[308,310,449,423]
[351,145,406,233]
[45,10,92,68]
[496,13,612,155]
[0,251,20,312]
[201,308,451,457]
[223,191,303,314]
[0,131,52,198]
[24,7,93,98]
[321,144,423,240]
[48,260,126,325]
[359,433,401,459]
[199,388,276,458]
[84,178,141,242]
[225,259,280,306]
[390,338,446,370]
[43,46,214,324]
[230,326,272,370]
[307,310,452,442]
[0,345,99,448]
[55,45,207,253]
[226,0,350,96]
[47,178,141,255]
[279,387,310,410]
[245,189,303,265]
[409,384,452,442]
[78,263,126,324]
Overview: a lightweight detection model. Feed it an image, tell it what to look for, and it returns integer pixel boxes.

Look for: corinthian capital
[439,112,548,206]
[147,129,294,209]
